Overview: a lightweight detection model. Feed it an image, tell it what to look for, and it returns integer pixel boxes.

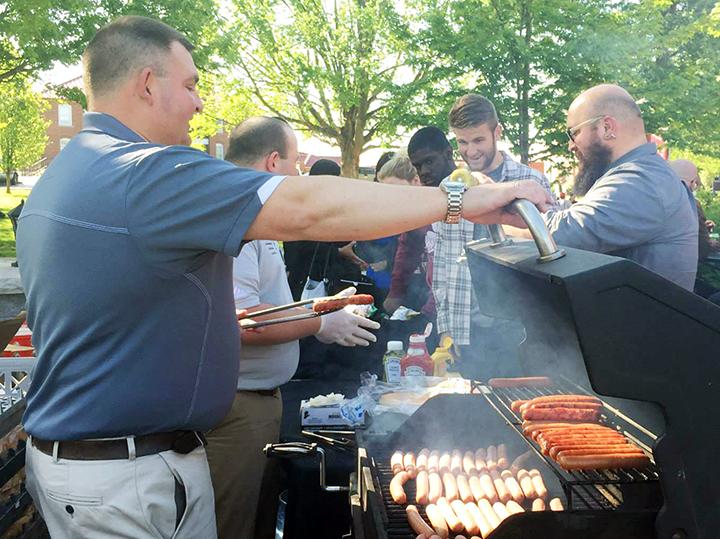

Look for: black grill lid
[465,236,720,539]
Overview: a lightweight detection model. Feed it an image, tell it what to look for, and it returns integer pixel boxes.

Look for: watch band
[445,188,464,224]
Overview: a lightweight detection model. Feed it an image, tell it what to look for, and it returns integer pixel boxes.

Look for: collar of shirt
[82,112,146,143]
[607,142,658,170]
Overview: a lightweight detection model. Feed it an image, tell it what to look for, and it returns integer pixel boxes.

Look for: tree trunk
[518,0,533,164]
[5,169,10,194]
[339,137,361,178]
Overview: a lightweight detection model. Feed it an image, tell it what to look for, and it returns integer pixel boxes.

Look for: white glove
[316,306,381,347]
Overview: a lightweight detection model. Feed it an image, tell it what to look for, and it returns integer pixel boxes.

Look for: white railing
[0,358,36,398]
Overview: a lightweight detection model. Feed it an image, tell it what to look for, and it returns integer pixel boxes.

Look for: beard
[573,141,613,196]
[466,135,498,173]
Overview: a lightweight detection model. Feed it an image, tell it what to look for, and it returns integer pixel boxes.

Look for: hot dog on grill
[465,502,493,538]
[456,473,474,503]
[558,453,651,470]
[528,469,548,500]
[478,472,499,503]
[522,407,600,422]
[468,474,485,502]
[451,450,464,475]
[407,505,435,536]
[511,400,528,413]
[500,470,524,504]
[506,500,525,515]
[474,448,488,473]
[439,452,452,474]
[492,501,511,522]
[451,499,481,537]
[424,504,450,538]
[428,472,443,504]
[391,450,404,474]
[404,452,418,479]
[549,498,564,511]
[463,451,477,476]
[532,498,546,511]
[516,469,537,499]
[478,499,501,530]
[485,445,497,469]
[437,497,464,534]
[416,470,430,505]
[496,444,509,469]
[391,471,410,503]
[490,469,511,503]
[442,472,459,502]
[417,448,430,471]
[428,450,440,473]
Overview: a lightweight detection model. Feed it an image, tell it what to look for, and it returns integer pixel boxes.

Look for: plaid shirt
[432,152,554,345]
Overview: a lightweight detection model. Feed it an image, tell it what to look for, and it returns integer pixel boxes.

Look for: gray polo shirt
[233,240,298,390]
[17,112,284,440]
[544,143,698,290]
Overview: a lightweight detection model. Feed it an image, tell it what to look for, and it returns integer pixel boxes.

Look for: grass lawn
[0,191,28,258]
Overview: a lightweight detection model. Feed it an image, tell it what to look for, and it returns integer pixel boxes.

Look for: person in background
[531,85,698,290]
[205,117,380,539]
[283,159,368,300]
[436,94,554,379]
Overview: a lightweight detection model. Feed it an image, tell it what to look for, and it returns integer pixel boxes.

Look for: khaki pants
[26,440,217,539]
[206,389,282,539]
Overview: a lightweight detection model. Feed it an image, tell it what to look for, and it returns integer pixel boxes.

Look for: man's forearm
[246,177,550,242]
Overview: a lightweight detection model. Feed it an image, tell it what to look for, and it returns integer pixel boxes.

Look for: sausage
[478,472,499,503]
[404,452,418,479]
[437,497,464,534]
[478,498,501,530]
[528,401,602,411]
[442,472,459,502]
[516,469,537,499]
[416,470,430,505]
[511,400,528,413]
[428,450,440,473]
[492,501,511,522]
[549,443,635,459]
[390,471,410,503]
[558,453,651,471]
[463,451,477,476]
[474,448,488,473]
[406,505,435,536]
[391,450,404,474]
[468,474,485,502]
[424,504,450,538]
[506,500,524,515]
[496,444,509,469]
[528,469,548,500]
[428,472,443,503]
[488,377,552,388]
[522,407,600,422]
[532,498,546,511]
[451,499,481,537]
[465,502,493,538]
[312,294,374,313]
[455,473,474,503]
[451,450,464,475]
[555,447,645,458]
[490,469,511,503]
[439,452,452,474]
[542,437,628,454]
[549,498,564,511]
[527,394,601,405]
[485,445,497,469]
[523,421,606,436]
[417,448,430,471]
[500,470,524,504]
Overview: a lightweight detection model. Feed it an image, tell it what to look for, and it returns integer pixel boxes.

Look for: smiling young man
[433,94,554,377]
[16,17,552,539]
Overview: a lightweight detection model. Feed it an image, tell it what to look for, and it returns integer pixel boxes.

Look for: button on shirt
[543,143,698,290]
[17,112,284,440]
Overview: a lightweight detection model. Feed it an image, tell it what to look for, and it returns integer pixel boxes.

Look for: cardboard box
[300,399,364,427]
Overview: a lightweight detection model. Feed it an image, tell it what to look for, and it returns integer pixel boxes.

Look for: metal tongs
[237,288,355,330]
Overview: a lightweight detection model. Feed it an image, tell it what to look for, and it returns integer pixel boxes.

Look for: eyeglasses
[566,115,605,142]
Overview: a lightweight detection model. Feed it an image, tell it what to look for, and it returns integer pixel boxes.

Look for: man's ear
[135,67,155,105]
[264,151,280,172]
[601,116,618,140]
[495,123,503,140]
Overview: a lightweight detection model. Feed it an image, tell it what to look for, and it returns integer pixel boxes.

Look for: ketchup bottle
[401,333,434,377]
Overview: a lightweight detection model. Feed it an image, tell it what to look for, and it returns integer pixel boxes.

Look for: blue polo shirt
[17,113,283,440]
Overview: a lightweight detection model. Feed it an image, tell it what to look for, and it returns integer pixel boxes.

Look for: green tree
[0,83,49,193]
[224,0,432,176]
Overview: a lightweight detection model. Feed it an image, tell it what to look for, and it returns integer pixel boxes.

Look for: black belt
[244,388,278,397]
[32,430,206,461]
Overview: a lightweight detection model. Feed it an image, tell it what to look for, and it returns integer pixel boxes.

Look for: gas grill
[351,202,720,539]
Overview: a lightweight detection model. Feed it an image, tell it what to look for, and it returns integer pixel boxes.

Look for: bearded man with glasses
[513,84,698,290]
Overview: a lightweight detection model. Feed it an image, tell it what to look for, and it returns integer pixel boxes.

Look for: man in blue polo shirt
[17,16,553,539]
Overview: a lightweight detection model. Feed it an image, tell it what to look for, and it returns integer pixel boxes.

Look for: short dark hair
[374,151,396,180]
[83,16,194,99]
[226,117,292,166]
[448,94,499,130]
[407,126,451,157]
[309,159,341,176]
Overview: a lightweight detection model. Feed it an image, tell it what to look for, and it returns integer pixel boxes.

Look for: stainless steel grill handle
[510,199,566,263]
